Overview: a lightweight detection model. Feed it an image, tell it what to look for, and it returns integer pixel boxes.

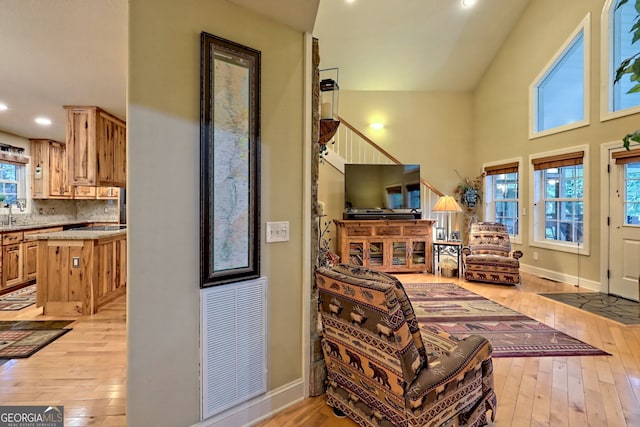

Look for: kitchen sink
[71,225,127,231]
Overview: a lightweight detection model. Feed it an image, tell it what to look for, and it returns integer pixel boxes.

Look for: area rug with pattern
[404,283,609,358]
[0,320,73,359]
[539,292,640,325]
[0,285,36,311]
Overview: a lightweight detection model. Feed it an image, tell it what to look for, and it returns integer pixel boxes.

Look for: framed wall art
[200,32,261,287]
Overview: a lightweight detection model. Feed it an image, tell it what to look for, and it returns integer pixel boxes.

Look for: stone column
[309,37,327,397]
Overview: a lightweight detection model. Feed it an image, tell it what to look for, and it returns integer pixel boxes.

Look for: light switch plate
[72,256,80,268]
[266,221,289,243]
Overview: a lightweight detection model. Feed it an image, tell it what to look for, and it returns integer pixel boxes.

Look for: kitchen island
[29,227,126,316]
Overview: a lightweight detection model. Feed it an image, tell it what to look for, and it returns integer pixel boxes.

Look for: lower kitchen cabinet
[24,241,38,281]
[36,232,126,315]
[2,243,23,288]
[0,226,64,291]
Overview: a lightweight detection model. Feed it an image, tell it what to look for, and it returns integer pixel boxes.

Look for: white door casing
[608,148,640,301]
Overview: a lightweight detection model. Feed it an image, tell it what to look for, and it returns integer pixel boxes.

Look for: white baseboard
[520,263,602,292]
[192,379,305,427]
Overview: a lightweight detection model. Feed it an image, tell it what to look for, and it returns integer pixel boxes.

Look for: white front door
[608,152,640,301]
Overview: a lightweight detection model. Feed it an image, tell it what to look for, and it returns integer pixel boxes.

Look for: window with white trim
[530,148,589,254]
[484,161,521,242]
[530,15,590,138]
[604,0,640,115]
[0,161,27,208]
[612,148,640,224]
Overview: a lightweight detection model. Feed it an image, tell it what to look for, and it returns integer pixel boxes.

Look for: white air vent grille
[201,277,267,420]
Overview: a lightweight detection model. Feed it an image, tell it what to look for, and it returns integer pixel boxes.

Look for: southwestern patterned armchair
[316,264,496,427]
[462,222,523,285]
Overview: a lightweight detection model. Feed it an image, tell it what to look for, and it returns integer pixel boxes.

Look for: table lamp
[432,195,462,241]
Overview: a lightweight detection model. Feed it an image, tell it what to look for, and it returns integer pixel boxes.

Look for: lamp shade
[432,195,462,213]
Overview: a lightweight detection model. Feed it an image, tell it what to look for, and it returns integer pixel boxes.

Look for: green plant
[614,0,640,149]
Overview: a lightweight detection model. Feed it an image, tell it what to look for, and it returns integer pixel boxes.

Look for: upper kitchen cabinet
[65,106,126,187]
[30,139,73,199]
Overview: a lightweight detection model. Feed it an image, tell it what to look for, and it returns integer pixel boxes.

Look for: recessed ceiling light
[370,122,384,130]
[0,103,8,111]
[462,0,477,7]
[35,117,52,126]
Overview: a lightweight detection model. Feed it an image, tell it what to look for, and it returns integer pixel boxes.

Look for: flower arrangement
[453,171,485,244]
[454,171,484,209]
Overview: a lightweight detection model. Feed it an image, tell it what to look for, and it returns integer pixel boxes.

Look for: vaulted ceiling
[0,0,529,142]
[313,0,530,91]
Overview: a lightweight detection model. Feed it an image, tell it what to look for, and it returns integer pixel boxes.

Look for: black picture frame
[200,32,261,287]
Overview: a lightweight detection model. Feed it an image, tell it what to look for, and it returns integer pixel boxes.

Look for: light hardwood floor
[258,272,640,427]
[1,272,639,427]
[0,292,126,427]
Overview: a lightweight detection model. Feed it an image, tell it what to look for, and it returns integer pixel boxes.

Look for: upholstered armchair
[462,222,523,285]
[316,264,497,427]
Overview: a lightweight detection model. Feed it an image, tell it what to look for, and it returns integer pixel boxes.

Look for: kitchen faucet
[3,203,16,226]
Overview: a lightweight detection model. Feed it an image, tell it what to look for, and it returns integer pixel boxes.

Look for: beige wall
[339,90,475,194]
[318,161,343,254]
[128,0,306,425]
[318,91,474,241]
[474,0,638,283]
[330,0,639,286]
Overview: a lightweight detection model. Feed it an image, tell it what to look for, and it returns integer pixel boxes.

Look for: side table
[432,241,463,278]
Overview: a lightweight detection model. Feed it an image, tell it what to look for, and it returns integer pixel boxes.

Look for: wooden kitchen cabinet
[24,240,38,280]
[3,244,23,288]
[36,232,126,315]
[22,227,62,282]
[65,106,126,187]
[96,186,120,200]
[0,227,65,290]
[2,231,24,288]
[334,219,436,273]
[30,139,73,199]
[72,186,119,200]
[73,186,97,199]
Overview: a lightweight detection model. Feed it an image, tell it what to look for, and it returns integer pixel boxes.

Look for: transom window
[530,14,590,138]
[606,0,640,114]
[536,32,584,132]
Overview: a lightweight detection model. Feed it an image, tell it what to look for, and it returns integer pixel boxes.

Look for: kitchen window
[0,161,26,207]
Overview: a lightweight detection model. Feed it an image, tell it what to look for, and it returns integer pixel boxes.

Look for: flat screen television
[343,164,422,220]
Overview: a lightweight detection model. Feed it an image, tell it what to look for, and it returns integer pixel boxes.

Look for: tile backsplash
[11,199,120,226]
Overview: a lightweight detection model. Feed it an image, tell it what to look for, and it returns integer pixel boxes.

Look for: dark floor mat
[539,292,640,324]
